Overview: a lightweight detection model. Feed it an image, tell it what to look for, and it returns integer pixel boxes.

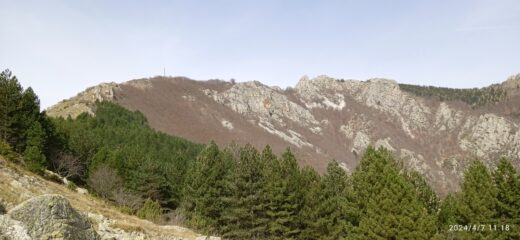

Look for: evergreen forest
[398,83,507,108]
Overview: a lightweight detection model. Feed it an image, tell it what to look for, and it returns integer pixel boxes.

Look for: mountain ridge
[46,74,520,195]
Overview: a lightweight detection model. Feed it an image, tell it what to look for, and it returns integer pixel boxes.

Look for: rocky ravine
[47,74,520,195]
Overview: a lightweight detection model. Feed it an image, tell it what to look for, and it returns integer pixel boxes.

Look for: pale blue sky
[1,0,519,108]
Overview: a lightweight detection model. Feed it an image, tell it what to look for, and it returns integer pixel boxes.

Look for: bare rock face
[458,114,520,162]
[352,132,370,156]
[296,76,347,111]
[0,215,32,240]
[375,138,395,152]
[501,74,520,90]
[47,83,118,119]
[204,81,320,132]
[435,102,463,132]
[353,79,432,138]
[1,194,100,240]
[400,149,429,175]
[296,75,431,138]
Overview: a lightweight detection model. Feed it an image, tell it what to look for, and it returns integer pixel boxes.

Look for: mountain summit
[47,75,520,195]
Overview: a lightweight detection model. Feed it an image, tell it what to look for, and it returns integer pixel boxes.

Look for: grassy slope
[0,156,203,239]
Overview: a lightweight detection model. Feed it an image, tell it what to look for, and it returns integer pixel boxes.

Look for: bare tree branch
[49,151,84,179]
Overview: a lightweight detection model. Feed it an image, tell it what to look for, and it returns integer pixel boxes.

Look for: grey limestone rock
[3,194,100,240]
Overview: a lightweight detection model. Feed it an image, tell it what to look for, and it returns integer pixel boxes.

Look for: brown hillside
[47,75,520,196]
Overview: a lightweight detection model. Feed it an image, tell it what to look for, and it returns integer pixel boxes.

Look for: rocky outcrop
[400,149,429,175]
[435,102,463,131]
[47,83,118,119]
[204,81,320,133]
[0,216,32,240]
[352,132,370,156]
[296,75,432,138]
[459,114,520,161]
[375,138,395,152]
[296,76,347,111]
[354,79,432,138]
[258,120,313,148]
[339,114,373,140]
[501,74,520,90]
[221,119,234,130]
[0,195,99,240]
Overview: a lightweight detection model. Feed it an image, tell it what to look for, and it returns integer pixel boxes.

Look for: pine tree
[438,193,462,226]
[437,193,463,239]
[350,147,396,216]
[263,148,302,239]
[298,166,322,240]
[221,144,268,239]
[279,149,305,238]
[350,147,437,239]
[261,145,282,239]
[0,69,24,150]
[492,158,520,239]
[24,145,46,173]
[458,160,497,224]
[493,158,520,221]
[356,169,437,240]
[23,121,48,172]
[406,171,439,214]
[309,160,354,239]
[449,160,498,240]
[25,121,46,150]
[182,142,232,234]
[0,69,48,159]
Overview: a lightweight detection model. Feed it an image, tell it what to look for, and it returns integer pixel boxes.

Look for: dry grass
[0,179,20,205]
[109,222,146,233]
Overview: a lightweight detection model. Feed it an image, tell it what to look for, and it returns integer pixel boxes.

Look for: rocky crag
[47,74,520,195]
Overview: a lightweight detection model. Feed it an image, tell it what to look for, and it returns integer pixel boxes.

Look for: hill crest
[46,75,520,195]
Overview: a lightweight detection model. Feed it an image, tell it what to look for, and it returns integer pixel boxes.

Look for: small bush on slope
[137,198,162,222]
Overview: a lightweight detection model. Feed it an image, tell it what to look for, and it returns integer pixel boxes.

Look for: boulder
[0,215,32,240]
[2,194,99,240]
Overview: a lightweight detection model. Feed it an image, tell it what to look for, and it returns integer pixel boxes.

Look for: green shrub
[67,181,78,191]
[0,140,17,162]
[43,171,63,184]
[23,146,46,174]
[118,206,134,215]
[137,198,162,222]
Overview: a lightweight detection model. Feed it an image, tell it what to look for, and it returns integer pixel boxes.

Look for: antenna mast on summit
[163,67,166,77]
